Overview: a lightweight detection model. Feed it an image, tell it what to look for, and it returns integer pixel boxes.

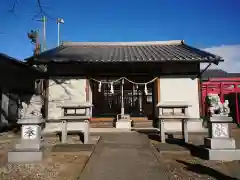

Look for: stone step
[133,121,153,125]
[133,122,153,125]
[132,120,153,128]
[90,128,132,133]
[90,121,114,128]
[91,125,114,128]
[132,120,152,123]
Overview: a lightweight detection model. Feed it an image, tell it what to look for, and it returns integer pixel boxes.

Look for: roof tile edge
[62,40,184,46]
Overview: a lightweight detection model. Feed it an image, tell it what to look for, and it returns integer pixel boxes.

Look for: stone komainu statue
[19,94,44,119]
[206,93,230,116]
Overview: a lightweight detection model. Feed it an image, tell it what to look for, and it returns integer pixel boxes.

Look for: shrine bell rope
[89,77,158,95]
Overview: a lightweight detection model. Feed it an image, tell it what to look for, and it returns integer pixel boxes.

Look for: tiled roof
[201,69,240,78]
[201,69,228,78]
[0,53,45,92]
[0,53,43,73]
[26,40,223,63]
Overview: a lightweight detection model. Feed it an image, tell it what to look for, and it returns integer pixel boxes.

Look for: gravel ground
[156,153,240,180]
[0,134,90,180]
[0,154,88,180]
[151,131,240,180]
[2,130,240,180]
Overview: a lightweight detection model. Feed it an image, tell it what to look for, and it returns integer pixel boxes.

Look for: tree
[27,30,38,44]
[27,29,41,55]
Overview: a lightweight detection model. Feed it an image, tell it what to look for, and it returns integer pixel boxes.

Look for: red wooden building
[201,69,240,125]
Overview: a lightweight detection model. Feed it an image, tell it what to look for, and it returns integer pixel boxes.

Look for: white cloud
[202,45,240,73]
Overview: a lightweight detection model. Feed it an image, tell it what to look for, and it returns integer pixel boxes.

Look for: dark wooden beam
[46,62,200,77]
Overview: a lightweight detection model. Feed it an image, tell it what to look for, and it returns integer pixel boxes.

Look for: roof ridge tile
[62,40,184,46]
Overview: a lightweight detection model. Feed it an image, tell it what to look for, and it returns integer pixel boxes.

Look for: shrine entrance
[91,77,155,119]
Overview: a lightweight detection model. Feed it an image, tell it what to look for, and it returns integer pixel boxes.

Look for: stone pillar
[204,115,240,161]
[139,92,143,114]
[8,94,44,163]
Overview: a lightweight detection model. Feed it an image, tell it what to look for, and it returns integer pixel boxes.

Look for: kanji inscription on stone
[22,125,37,140]
[212,123,229,138]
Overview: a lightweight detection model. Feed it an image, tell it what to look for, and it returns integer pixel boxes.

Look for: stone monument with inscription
[204,94,240,161]
[8,94,44,163]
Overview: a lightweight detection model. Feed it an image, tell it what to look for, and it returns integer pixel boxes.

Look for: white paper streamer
[144,84,148,95]
[110,82,114,94]
[98,82,102,92]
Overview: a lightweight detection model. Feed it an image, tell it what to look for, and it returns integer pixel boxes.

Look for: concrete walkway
[79,132,168,180]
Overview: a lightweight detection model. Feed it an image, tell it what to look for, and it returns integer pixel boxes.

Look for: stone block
[15,139,43,150]
[18,117,44,125]
[204,137,236,149]
[116,120,132,129]
[209,115,233,123]
[8,150,43,163]
[205,148,240,161]
[161,119,207,133]
[117,114,130,121]
[43,121,89,133]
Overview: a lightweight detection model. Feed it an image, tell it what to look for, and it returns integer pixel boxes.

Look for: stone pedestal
[116,114,132,129]
[8,117,44,163]
[58,102,92,144]
[204,115,240,161]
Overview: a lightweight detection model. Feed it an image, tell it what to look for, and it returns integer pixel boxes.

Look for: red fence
[201,78,240,124]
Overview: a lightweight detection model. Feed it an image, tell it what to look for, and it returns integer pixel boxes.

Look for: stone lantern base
[116,114,132,129]
[204,115,240,161]
[8,117,44,163]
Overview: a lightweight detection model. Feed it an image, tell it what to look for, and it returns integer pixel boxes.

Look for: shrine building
[25,40,223,132]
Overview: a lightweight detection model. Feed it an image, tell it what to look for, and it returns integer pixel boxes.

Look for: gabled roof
[0,53,46,92]
[201,69,240,78]
[0,53,43,74]
[26,40,223,64]
[201,69,229,78]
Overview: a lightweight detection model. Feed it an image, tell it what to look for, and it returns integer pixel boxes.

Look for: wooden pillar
[153,78,160,126]
[85,79,90,102]
[156,78,160,103]
[132,85,134,106]
[43,79,49,119]
[198,78,202,116]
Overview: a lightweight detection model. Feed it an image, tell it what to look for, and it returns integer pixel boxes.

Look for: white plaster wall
[159,78,200,118]
[48,78,87,119]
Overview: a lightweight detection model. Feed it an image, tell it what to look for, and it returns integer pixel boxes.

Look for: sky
[0,0,240,72]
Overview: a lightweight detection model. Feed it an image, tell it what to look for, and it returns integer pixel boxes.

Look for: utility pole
[43,16,46,51]
[37,16,47,51]
[57,18,64,46]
